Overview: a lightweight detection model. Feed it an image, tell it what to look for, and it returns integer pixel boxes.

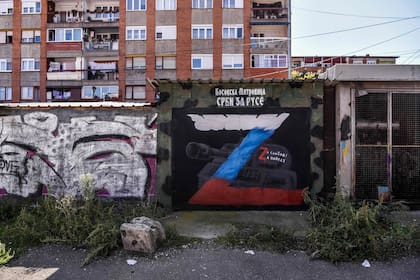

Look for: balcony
[84,40,119,51]
[250,37,288,49]
[47,71,83,80]
[87,69,118,81]
[251,2,288,25]
[47,8,119,24]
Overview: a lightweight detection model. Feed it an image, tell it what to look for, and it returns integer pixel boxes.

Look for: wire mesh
[355,146,388,199]
[392,93,420,145]
[355,93,387,145]
[392,147,420,199]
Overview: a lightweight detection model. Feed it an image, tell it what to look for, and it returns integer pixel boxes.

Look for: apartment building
[0,0,290,103]
[291,55,398,74]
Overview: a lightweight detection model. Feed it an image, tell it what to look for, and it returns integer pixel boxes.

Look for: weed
[0,196,165,266]
[216,223,298,252]
[305,193,419,262]
[161,225,198,248]
[0,241,14,265]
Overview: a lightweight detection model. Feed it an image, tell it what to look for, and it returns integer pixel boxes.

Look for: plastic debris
[244,250,255,255]
[127,259,137,265]
[362,259,371,268]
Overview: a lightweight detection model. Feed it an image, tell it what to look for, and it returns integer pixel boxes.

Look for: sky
[291,0,420,64]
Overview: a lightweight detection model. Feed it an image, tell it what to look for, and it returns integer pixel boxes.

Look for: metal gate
[355,92,420,201]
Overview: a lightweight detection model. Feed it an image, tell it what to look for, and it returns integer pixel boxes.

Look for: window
[21,87,40,100]
[353,60,363,65]
[47,28,82,42]
[0,59,12,71]
[156,26,176,40]
[367,60,377,65]
[222,25,243,39]
[192,0,212,8]
[0,30,13,44]
[222,0,243,8]
[82,86,119,99]
[21,58,40,71]
[191,54,213,69]
[22,30,41,43]
[0,1,13,15]
[127,0,146,11]
[126,26,146,40]
[222,54,243,69]
[156,0,176,10]
[22,1,41,14]
[156,56,176,70]
[126,57,146,69]
[251,54,287,68]
[192,25,213,39]
[126,86,146,100]
[0,87,12,101]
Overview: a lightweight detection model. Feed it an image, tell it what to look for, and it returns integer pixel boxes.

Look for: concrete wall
[156,80,324,208]
[0,108,157,199]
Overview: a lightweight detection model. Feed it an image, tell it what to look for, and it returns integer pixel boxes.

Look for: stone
[120,216,166,254]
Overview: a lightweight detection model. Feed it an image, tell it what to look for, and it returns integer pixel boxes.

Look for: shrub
[0,241,14,265]
[305,193,419,262]
[0,196,165,266]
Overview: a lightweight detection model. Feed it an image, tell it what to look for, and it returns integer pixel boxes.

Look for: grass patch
[216,223,298,253]
[161,225,200,249]
[0,196,167,266]
[305,193,420,262]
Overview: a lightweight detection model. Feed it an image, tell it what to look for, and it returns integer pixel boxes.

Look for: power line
[344,26,420,55]
[403,49,420,63]
[292,6,409,20]
[245,26,420,79]
[293,15,420,39]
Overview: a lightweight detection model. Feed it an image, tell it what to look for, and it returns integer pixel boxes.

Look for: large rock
[120,216,166,254]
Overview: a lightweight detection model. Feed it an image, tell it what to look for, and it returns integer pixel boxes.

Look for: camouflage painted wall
[0,108,157,199]
[156,80,324,209]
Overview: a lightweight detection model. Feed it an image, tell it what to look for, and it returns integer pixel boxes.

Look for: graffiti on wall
[0,111,157,198]
[172,108,311,208]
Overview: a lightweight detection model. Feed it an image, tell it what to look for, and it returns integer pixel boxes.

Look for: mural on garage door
[0,110,157,199]
[172,108,311,208]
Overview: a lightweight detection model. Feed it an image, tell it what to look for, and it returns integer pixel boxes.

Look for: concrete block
[120,216,166,254]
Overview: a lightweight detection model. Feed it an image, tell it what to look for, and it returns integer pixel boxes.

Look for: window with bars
[355,92,420,201]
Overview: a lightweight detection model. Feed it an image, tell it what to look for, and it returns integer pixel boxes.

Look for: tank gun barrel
[186,142,229,161]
